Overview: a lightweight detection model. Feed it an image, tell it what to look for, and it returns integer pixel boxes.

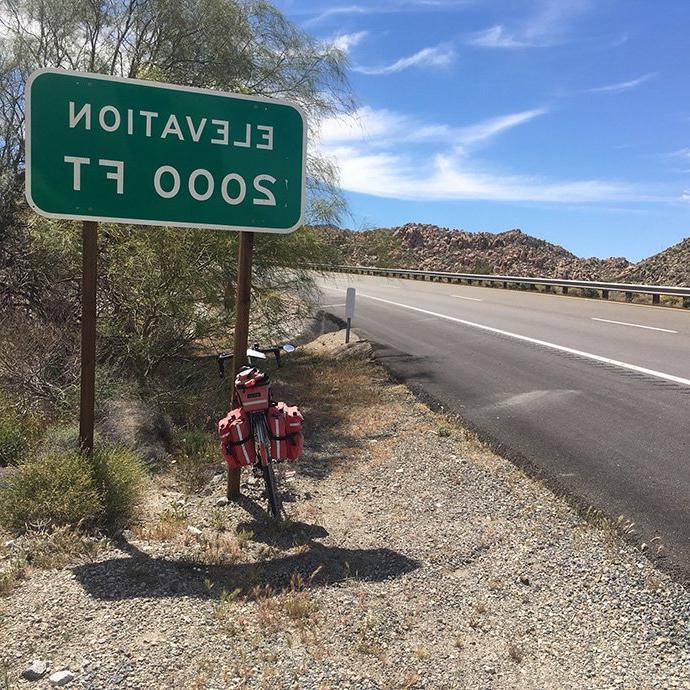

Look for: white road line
[359,293,690,388]
[452,294,483,302]
[591,317,677,334]
[321,303,346,308]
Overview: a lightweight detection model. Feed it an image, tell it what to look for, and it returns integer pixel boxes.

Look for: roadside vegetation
[0,0,353,591]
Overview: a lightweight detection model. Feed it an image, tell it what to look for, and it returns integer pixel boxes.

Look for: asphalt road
[317,273,690,580]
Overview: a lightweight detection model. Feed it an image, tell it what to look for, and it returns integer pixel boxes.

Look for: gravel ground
[1,331,689,689]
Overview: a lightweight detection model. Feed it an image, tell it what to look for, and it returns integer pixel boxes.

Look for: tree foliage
[0,0,353,405]
[0,0,353,207]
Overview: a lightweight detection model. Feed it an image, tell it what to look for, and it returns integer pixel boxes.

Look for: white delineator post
[345,287,356,343]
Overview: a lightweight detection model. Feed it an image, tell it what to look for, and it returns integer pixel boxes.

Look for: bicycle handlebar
[217,342,296,377]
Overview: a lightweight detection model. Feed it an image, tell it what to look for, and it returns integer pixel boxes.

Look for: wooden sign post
[78,220,98,452]
[227,231,254,499]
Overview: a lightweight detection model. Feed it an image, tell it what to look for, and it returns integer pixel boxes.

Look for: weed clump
[0,403,36,467]
[0,451,101,529]
[0,445,145,532]
[91,445,146,529]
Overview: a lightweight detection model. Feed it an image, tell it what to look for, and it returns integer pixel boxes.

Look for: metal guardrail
[314,264,690,306]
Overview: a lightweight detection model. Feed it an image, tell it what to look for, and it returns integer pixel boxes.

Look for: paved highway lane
[317,273,690,579]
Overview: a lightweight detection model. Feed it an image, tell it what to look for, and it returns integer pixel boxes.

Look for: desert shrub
[0,445,146,532]
[0,451,101,530]
[0,403,36,466]
[91,446,147,529]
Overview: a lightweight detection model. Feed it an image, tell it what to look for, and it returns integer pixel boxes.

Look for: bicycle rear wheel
[252,412,282,518]
[262,459,282,518]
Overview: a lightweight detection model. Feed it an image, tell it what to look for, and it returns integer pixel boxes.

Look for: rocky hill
[316,223,631,281]
[618,237,690,287]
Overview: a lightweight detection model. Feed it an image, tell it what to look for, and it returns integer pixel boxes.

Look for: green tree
[0,0,354,400]
[0,0,353,215]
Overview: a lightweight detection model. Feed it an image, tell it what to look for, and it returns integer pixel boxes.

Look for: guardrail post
[602,289,609,300]
[652,294,660,305]
[625,291,633,302]
[562,286,569,295]
[684,297,690,309]
[503,281,508,289]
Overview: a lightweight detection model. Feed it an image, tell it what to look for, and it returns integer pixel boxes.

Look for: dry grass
[133,504,188,541]
[0,554,28,596]
[282,589,317,622]
[236,527,254,550]
[413,646,429,660]
[213,587,242,622]
[195,532,242,566]
[23,525,103,569]
[270,342,405,473]
[0,525,104,595]
[209,509,227,532]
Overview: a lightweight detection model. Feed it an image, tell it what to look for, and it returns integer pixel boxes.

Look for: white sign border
[25,68,307,235]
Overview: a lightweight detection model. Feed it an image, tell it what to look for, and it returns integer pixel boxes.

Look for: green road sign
[25,69,306,233]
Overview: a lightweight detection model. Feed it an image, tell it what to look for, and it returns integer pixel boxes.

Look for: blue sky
[275,0,689,261]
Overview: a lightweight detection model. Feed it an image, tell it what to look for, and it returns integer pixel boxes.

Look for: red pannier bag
[218,407,255,469]
[235,367,271,411]
[267,402,304,462]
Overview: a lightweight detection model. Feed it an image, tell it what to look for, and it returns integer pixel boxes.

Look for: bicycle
[217,343,301,518]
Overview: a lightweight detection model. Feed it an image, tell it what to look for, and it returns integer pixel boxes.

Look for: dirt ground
[1,331,688,689]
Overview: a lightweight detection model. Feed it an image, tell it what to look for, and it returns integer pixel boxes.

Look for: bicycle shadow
[71,537,419,602]
[234,494,328,549]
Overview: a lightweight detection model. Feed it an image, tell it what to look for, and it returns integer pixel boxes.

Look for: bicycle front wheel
[262,458,282,518]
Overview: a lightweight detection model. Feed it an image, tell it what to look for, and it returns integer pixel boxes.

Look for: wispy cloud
[326,31,368,53]
[468,0,592,49]
[321,106,547,149]
[304,0,469,26]
[319,105,654,204]
[669,147,690,158]
[468,25,536,49]
[353,43,455,75]
[586,73,655,94]
[327,146,639,203]
[455,109,548,147]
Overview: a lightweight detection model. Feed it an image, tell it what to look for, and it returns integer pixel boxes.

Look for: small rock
[49,670,75,686]
[22,660,48,681]
[214,497,229,507]
[519,575,531,586]
[187,526,202,536]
